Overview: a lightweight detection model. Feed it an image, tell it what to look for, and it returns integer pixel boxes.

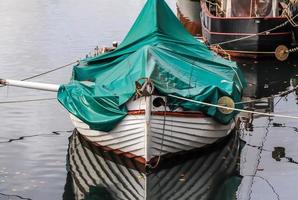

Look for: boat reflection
[238,57,297,98]
[64,129,241,200]
[235,57,298,131]
[236,57,298,113]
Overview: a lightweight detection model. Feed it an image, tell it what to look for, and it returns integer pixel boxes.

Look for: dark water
[0,0,298,199]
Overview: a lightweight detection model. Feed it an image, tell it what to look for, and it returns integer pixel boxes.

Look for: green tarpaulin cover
[57,0,246,132]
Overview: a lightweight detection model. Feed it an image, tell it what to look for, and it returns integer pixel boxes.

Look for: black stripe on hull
[201,15,291,34]
[202,26,292,53]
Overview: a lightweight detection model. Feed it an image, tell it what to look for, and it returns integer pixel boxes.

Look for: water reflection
[291,73,298,104]
[235,57,298,199]
[238,57,298,99]
[65,130,241,200]
[236,57,298,117]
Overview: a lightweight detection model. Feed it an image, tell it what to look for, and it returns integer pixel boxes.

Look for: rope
[0,60,78,89]
[21,61,78,81]
[284,5,298,27]
[211,13,298,46]
[168,94,298,120]
[210,45,232,60]
[235,97,273,105]
[288,46,298,53]
[147,98,167,169]
[235,86,298,105]
[205,0,225,16]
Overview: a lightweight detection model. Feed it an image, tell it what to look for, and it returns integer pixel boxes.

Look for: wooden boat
[70,95,235,165]
[200,0,294,58]
[64,130,241,200]
[0,79,236,166]
[0,0,245,166]
[57,0,245,166]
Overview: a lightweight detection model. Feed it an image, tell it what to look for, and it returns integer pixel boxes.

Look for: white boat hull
[70,96,235,163]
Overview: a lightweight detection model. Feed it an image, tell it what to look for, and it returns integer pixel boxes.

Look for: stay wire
[0,61,78,103]
[168,94,298,120]
[21,60,78,81]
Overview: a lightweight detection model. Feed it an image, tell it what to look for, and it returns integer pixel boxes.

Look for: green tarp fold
[58,0,246,132]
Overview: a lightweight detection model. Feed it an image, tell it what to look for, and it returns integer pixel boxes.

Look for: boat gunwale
[128,110,206,118]
[200,0,288,20]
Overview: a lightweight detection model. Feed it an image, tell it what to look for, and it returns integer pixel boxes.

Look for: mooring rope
[288,46,298,53]
[168,94,298,120]
[235,86,298,105]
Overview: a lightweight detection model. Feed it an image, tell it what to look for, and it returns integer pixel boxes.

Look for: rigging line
[0,97,56,104]
[168,94,298,120]
[21,60,78,81]
[148,98,167,169]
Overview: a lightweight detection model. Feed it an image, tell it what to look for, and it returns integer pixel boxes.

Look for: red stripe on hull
[128,110,206,117]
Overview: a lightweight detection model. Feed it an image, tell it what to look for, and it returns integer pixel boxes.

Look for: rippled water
[0,0,298,200]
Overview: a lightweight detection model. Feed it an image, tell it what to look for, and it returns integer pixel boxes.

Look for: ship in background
[177,0,298,60]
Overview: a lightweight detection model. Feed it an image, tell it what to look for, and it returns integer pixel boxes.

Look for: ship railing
[205,0,226,17]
